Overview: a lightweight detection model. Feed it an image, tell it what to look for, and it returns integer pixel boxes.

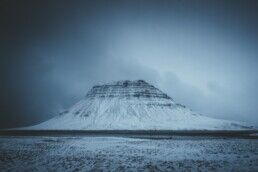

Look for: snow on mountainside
[28,80,252,130]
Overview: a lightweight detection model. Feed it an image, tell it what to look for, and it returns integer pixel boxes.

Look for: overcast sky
[1,0,258,129]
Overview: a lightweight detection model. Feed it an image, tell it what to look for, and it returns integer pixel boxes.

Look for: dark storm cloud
[1,0,258,128]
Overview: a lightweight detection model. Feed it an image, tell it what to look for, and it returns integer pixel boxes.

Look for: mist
[1,0,258,128]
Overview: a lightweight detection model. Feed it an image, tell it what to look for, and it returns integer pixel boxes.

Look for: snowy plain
[0,136,257,171]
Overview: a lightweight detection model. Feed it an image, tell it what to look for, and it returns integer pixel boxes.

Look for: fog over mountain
[1,0,258,128]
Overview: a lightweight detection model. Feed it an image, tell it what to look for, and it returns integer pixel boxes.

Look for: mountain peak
[100,80,149,86]
[86,80,172,100]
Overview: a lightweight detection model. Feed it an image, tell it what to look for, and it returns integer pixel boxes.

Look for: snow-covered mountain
[28,80,252,130]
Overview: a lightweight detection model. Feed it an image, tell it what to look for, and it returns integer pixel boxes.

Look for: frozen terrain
[0,136,257,171]
[28,80,252,130]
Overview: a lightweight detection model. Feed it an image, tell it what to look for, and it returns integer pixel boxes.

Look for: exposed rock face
[86,80,171,100]
[28,80,252,130]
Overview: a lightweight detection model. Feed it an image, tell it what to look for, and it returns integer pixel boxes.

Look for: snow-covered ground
[0,136,257,171]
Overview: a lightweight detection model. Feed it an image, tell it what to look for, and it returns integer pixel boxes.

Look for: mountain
[28,80,252,130]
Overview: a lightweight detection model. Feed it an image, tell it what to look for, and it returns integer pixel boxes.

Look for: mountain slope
[28,80,252,130]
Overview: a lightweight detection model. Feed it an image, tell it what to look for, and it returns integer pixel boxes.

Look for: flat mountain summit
[29,80,252,130]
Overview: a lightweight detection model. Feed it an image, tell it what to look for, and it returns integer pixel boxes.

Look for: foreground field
[0,136,257,171]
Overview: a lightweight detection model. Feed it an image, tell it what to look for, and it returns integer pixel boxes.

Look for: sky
[0,0,258,129]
